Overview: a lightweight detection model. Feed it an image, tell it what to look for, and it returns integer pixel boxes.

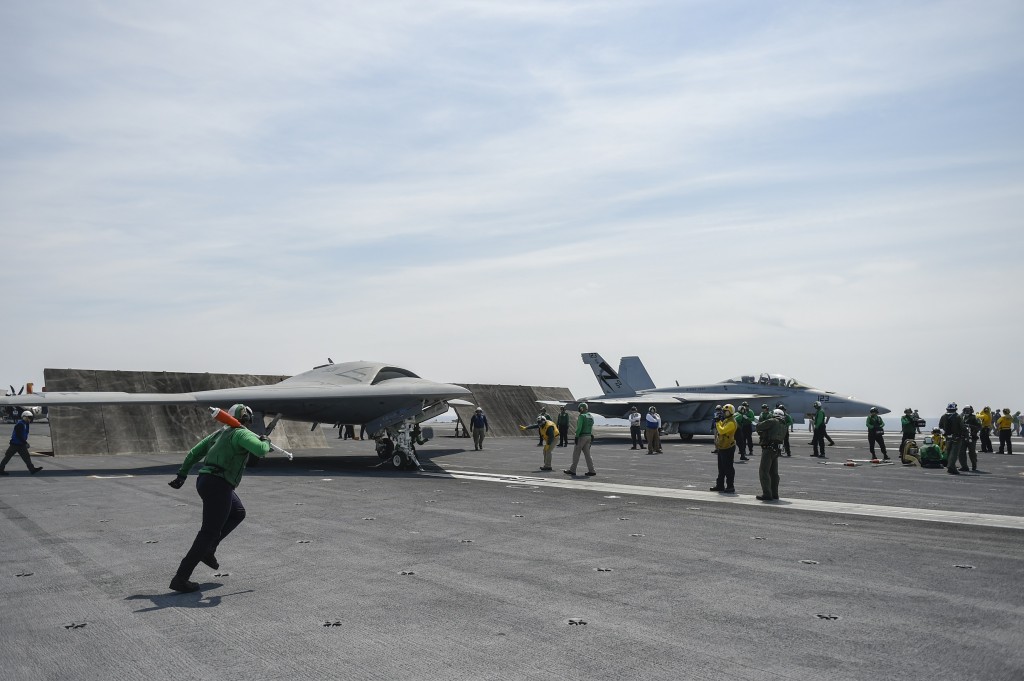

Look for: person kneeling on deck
[900,438,920,466]
[918,436,944,469]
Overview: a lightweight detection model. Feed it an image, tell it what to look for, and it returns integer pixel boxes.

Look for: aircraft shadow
[35,449,468,479]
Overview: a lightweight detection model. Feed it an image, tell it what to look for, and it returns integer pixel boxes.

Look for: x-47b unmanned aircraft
[0,360,472,469]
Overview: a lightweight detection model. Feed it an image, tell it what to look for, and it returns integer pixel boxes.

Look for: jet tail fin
[581,353,634,396]
[618,356,656,391]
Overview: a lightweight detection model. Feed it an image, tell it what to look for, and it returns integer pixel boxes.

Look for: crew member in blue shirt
[1,411,43,476]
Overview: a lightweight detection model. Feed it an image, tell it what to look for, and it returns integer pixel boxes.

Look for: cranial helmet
[761,404,768,409]
[228,404,253,425]
[723,404,735,416]
[870,407,879,413]
[904,408,913,414]
[579,403,588,412]
[21,410,34,420]
[537,416,545,424]
[946,402,958,412]
[648,406,656,412]
[814,401,822,408]
[475,407,482,412]
[773,408,785,418]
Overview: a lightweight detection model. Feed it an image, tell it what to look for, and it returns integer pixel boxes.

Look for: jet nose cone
[829,396,885,418]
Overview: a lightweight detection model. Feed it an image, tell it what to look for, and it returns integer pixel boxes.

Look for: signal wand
[209,407,294,460]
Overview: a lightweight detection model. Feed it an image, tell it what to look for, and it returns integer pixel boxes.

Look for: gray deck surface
[2,425,1022,680]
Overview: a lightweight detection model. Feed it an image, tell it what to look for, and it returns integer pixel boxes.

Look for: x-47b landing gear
[374,418,422,470]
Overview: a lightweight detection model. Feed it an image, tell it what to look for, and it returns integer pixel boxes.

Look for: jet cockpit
[726,373,815,389]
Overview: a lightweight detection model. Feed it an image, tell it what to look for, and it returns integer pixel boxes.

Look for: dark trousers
[558,426,569,447]
[998,430,1012,454]
[738,425,754,456]
[715,445,736,489]
[629,425,644,449]
[964,436,977,469]
[1,443,34,471]
[980,428,993,452]
[811,425,826,456]
[868,430,887,456]
[783,433,791,456]
[946,438,967,472]
[823,427,835,446]
[758,444,780,498]
[175,474,246,581]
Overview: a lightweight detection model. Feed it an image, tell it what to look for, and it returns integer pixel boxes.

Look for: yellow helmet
[723,404,735,416]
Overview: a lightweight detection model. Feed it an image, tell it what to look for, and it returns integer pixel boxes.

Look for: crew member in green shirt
[564,403,597,477]
[167,403,271,593]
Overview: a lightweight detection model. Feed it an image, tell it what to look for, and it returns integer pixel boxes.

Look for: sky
[1,0,1022,418]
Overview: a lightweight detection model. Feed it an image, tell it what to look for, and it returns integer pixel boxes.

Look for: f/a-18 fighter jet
[0,360,472,469]
[544,352,886,440]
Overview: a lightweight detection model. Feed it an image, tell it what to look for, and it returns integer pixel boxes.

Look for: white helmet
[21,410,34,420]
[773,408,785,418]
[228,403,253,425]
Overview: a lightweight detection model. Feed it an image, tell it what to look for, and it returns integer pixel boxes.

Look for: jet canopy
[726,373,814,389]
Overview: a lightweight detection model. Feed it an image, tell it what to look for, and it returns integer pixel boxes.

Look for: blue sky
[1,0,1022,416]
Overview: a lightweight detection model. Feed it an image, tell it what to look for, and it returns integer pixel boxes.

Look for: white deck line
[421,468,1024,531]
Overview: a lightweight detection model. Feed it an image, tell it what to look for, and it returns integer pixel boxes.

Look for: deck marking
[422,469,1024,531]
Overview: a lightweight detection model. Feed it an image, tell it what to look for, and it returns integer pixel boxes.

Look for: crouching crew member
[167,404,271,593]
[521,416,558,471]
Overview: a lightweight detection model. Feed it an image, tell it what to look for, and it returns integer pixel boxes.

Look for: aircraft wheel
[391,452,407,469]
[678,433,693,442]
[377,439,395,460]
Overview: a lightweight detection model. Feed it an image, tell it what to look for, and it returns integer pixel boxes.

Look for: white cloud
[1,0,1022,414]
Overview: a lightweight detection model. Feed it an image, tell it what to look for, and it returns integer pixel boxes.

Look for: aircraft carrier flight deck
[2,424,1022,681]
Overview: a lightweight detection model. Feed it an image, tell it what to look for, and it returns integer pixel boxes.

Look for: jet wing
[659,392,768,404]
[586,395,687,406]
[0,383,468,408]
[0,378,471,429]
[586,392,767,406]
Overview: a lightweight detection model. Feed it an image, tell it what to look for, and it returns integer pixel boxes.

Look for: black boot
[169,576,200,593]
